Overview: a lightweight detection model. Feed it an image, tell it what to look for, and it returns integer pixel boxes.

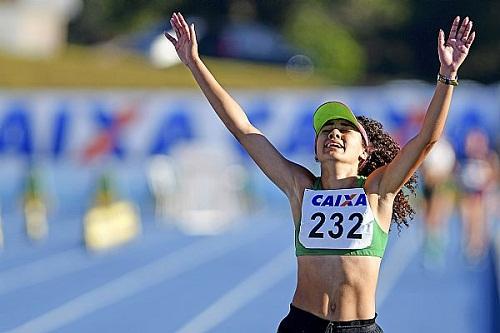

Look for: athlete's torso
[288,175,391,321]
[295,177,388,258]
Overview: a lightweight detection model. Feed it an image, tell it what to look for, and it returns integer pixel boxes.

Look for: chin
[325,150,343,159]
[319,153,353,164]
[319,154,340,163]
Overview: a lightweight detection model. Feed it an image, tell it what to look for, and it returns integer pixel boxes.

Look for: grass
[0,46,331,88]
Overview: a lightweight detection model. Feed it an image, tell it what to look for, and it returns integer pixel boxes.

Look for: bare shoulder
[289,162,316,198]
[363,166,385,195]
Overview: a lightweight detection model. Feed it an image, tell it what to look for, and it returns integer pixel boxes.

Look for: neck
[320,162,359,189]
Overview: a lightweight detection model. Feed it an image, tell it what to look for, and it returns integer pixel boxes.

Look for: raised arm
[376,16,476,197]
[165,13,311,197]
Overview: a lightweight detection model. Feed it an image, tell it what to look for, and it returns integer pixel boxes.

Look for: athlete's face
[315,119,368,166]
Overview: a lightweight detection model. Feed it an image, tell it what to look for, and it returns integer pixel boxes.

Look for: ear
[360,150,369,161]
[358,148,369,168]
[315,156,319,162]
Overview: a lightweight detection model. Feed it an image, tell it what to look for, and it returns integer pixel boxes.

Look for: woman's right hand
[165,12,199,67]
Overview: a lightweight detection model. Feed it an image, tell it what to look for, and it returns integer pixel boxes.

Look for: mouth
[324,140,344,151]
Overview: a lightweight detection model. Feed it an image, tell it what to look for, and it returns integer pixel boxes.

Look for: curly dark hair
[356,116,418,230]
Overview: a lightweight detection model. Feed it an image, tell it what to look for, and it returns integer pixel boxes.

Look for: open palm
[165,12,198,66]
[438,16,475,74]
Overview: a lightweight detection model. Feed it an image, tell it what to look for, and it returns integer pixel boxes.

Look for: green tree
[284,1,366,83]
[67,0,499,83]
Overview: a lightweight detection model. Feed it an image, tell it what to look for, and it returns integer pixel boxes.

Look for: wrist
[186,56,202,70]
[437,72,458,86]
[439,66,458,80]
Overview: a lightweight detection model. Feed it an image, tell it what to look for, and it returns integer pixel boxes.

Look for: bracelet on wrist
[437,73,458,86]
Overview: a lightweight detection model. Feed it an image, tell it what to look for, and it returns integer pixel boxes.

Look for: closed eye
[321,122,356,134]
[339,122,356,130]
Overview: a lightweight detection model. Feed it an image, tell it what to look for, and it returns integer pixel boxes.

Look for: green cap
[313,101,369,145]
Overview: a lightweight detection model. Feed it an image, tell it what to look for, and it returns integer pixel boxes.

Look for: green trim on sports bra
[294,176,388,258]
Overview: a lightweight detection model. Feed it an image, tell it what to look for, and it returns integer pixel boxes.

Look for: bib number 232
[309,212,363,239]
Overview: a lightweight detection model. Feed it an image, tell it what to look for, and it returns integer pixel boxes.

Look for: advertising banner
[0,85,497,211]
[0,85,498,163]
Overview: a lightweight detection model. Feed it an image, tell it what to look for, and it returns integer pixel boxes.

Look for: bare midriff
[292,255,381,321]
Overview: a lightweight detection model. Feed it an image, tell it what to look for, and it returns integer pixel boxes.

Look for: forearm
[418,66,457,144]
[187,57,255,137]
[377,76,456,196]
[376,16,475,196]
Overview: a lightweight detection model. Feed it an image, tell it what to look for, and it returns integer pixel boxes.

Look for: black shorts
[277,304,383,333]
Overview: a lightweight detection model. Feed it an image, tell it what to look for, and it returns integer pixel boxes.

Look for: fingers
[172,12,190,41]
[437,29,445,49]
[465,31,476,48]
[456,16,469,40]
[178,12,191,34]
[174,13,189,38]
[462,20,473,42]
[164,32,177,46]
[189,23,197,43]
[168,12,196,45]
[170,16,181,40]
[448,16,460,41]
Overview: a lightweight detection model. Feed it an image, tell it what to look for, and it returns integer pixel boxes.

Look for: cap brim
[313,101,369,145]
[313,102,359,133]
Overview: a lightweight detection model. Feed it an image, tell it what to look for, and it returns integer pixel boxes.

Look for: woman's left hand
[438,16,475,78]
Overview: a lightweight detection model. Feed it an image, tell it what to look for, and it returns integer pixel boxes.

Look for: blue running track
[0,207,497,333]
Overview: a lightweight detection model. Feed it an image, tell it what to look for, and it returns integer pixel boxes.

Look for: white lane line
[175,247,295,333]
[3,222,278,333]
[376,224,423,307]
[0,249,88,295]
[0,231,182,295]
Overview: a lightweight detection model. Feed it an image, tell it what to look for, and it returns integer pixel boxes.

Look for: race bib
[298,188,374,250]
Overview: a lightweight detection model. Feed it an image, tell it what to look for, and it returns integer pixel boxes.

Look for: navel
[330,302,337,315]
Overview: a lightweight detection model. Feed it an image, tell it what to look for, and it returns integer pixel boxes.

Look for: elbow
[413,134,438,157]
[427,136,440,147]
[240,122,260,136]
[233,122,260,141]
[418,132,441,150]
[423,141,437,155]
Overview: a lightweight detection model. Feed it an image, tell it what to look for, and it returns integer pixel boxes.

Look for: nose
[328,128,341,140]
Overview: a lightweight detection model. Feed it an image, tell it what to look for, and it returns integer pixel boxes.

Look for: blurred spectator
[420,137,456,268]
[147,155,177,223]
[93,172,115,206]
[23,167,48,241]
[457,129,499,262]
[84,172,141,251]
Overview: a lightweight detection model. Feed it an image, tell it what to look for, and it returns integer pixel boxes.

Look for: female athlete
[166,13,475,333]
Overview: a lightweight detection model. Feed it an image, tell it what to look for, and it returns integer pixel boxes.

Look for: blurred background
[0,0,498,332]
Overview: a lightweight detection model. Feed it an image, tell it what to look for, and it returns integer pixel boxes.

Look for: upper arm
[374,133,433,196]
[236,123,313,198]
